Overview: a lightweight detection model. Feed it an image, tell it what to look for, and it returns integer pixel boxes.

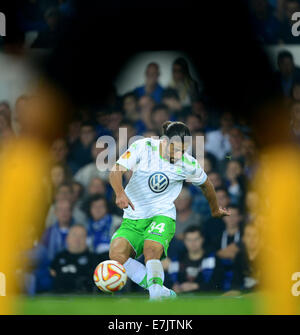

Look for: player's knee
[109,249,128,265]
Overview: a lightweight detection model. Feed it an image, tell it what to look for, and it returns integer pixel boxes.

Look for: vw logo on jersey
[148,172,169,193]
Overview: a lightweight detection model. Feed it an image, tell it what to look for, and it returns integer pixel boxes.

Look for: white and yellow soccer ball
[93,260,127,293]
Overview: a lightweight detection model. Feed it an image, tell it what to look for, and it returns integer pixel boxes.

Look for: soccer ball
[93,260,127,293]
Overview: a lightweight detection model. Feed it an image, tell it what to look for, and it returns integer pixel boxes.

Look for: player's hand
[116,191,135,210]
[212,207,231,218]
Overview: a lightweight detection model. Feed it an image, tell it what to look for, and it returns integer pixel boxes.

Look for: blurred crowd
[8,0,300,49]
[0,51,298,296]
[249,0,300,44]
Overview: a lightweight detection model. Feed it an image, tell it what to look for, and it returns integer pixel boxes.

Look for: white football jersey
[116,138,207,220]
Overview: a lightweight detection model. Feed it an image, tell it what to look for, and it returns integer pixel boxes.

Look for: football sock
[123,257,148,288]
[123,257,171,296]
[146,259,165,300]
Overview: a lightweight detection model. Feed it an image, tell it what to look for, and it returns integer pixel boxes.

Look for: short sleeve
[186,160,207,186]
[116,139,143,171]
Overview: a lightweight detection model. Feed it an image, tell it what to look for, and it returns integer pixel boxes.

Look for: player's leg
[143,216,176,300]
[143,240,166,300]
[109,237,135,264]
[109,217,174,296]
[109,219,148,288]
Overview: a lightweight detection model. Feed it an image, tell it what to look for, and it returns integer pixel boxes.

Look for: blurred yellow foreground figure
[255,145,300,314]
[0,138,49,314]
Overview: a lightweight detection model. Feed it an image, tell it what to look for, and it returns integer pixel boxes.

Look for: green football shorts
[110,215,176,259]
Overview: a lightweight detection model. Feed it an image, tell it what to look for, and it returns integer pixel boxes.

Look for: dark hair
[72,181,85,199]
[278,50,294,63]
[226,158,244,169]
[152,103,169,114]
[227,204,242,213]
[122,91,138,103]
[162,121,191,140]
[82,194,108,218]
[215,186,229,196]
[146,62,159,71]
[173,57,192,79]
[162,88,180,100]
[184,225,203,237]
[204,152,218,171]
[119,118,136,128]
[80,121,95,129]
[56,182,73,192]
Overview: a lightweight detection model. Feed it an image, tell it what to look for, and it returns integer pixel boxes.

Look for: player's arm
[109,164,135,210]
[200,177,230,218]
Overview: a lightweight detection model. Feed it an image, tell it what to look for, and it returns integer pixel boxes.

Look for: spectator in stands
[188,173,224,222]
[50,163,72,195]
[203,187,231,250]
[174,187,203,240]
[68,122,96,173]
[226,128,245,160]
[161,88,186,121]
[67,118,81,145]
[122,92,140,123]
[50,138,69,165]
[191,100,216,132]
[87,177,107,197]
[186,114,205,133]
[85,195,122,254]
[117,120,137,156]
[95,108,113,138]
[232,223,262,291]
[169,226,221,293]
[151,104,171,134]
[203,153,218,174]
[169,58,201,107]
[212,205,243,291]
[45,183,88,228]
[136,95,156,134]
[50,224,98,293]
[71,181,85,207]
[50,137,78,175]
[224,159,246,206]
[205,111,234,161]
[215,187,231,209]
[134,63,164,103]
[219,127,245,175]
[74,140,110,188]
[279,0,300,44]
[249,0,281,44]
[207,171,223,189]
[241,137,258,180]
[276,50,300,96]
[107,109,124,139]
[31,7,61,48]
[41,199,74,262]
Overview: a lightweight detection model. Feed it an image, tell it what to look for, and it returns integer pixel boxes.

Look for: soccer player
[109,121,230,299]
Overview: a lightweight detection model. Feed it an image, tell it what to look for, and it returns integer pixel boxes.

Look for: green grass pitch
[14,292,262,315]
